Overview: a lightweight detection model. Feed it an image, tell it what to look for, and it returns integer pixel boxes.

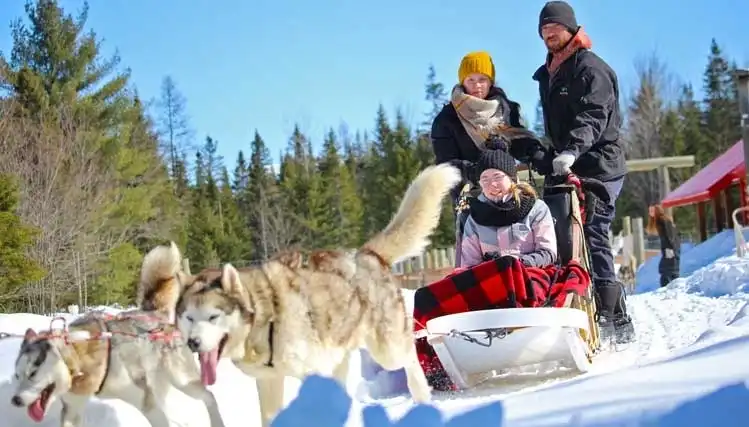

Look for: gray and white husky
[9,243,226,427]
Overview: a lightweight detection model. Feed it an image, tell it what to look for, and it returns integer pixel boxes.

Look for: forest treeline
[0,0,743,312]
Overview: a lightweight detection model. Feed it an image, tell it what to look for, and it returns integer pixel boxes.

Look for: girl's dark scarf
[468,193,536,228]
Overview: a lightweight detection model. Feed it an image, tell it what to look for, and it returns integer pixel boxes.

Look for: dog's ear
[176,271,196,292]
[271,250,303,269]
[221,263,242,294]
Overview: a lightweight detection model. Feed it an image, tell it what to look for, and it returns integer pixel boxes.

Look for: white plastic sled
[418,174,602,390]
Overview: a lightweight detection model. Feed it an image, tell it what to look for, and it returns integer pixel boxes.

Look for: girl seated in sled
[459,148,557,269]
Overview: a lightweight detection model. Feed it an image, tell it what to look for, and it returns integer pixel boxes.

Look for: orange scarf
[546,27,593,77]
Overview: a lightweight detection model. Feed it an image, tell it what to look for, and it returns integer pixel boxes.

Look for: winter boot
[595,281,636,345]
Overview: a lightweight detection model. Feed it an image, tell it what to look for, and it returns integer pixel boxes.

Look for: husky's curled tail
[138,241,183,322]
[361,163,462,265]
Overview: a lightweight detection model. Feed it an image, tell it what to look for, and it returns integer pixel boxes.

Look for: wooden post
[725,188,735,227]
[657,165,672,216]
[734,69,749,184]
[632,217,645,267]
[517,156,695,182]
[713,195,725,232]
[741,178,749,225]
[622,216,632,236]
[436,248,446,268]
[393,261,403,275]
[413,256,423,273]
[428,249,437,269]
[182,258,192,275]
[446,249,455,268]
[698,202,708,242]
[622,216,634,271]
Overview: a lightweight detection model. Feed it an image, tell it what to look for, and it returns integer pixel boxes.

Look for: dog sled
[411,173,603,391]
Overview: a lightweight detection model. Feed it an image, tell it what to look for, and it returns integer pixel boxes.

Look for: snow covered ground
[1,230,748,426]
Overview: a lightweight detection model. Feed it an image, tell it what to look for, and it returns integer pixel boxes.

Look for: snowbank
[3,239,749,426]
[636,229,747,293]
[275,302,749,427]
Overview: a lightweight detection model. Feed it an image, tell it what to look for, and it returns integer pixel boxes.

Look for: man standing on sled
[530,1,635,344]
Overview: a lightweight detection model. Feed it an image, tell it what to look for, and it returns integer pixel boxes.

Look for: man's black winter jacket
[533,49,626,182]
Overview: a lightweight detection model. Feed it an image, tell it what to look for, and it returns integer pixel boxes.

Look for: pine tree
[317,128,363,247]
[702,39,741,157]
[156,75,193,179]
[360,105,393,235]
[186,146,221,270]
[421,64,447,132]
[0,0,178,309]
[0,174,45,311]
[246,130,281,259]
[0,0,129,120]
[678,84,708,166]
[214,166,252,263]
[278,125,324,247]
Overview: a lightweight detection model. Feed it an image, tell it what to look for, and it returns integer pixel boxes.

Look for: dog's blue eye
[186,316,194,322]
[29,370,36,379]
[208,315,218,322]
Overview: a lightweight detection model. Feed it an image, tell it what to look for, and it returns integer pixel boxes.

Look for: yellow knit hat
[458,51,495,84]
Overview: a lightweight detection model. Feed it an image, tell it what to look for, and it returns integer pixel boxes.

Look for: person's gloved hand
[552,151,576,175]
[482,252,518,263]
[664,248,675,259]
[482,251,501,262]
[485,135,509,151]
[529,146,554,176]
[448,159,478,183]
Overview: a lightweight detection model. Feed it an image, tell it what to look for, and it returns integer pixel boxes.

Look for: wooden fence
[391,248,455,289]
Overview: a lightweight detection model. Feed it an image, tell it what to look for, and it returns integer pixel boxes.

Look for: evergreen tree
[678,84,708,166]
[702,38,741,157]
[185,146,221,270]
[0,0,179,309]
[317,128,363,247]
[0,0,130,121]
[421,64,447,132]
[156,75,193,179]
[278,124,325,246]
[246,130,281,259]
[0,174,45,311]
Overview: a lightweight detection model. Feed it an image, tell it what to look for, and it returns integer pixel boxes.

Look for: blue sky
[1,0,748,169]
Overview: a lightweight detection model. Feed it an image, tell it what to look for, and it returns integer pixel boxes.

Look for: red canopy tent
[660,140,747,241]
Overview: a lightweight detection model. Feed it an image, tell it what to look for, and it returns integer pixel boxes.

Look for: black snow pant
[659,257,679,287]
[584,176,628,318]
[660,273,678,287]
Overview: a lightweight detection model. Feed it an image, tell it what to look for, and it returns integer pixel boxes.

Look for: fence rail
[391,248,455,289]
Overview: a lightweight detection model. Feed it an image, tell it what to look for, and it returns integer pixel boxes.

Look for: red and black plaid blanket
[413,256,590,391]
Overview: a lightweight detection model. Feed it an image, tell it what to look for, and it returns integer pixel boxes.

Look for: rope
[0,313,181,346]
[413,314,511,347]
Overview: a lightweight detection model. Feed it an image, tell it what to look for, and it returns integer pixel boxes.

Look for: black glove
[448,159,478,183]
[482,253,519,268]
[485,135,509,151]
[482,251,501,262]
[529,148,554,176]
[508,136,543,163]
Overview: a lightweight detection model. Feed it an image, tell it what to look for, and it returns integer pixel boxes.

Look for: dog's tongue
[199,349,219,386]
[27,399,45,422]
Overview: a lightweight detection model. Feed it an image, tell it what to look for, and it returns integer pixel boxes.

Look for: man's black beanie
[538,1,578,37]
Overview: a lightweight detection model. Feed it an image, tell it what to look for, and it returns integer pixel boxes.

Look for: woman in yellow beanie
[430,51,527,204]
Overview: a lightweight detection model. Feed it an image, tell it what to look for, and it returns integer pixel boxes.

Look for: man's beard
[545,39,564,53]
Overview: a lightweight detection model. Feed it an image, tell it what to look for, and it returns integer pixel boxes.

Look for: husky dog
[161,163,461,426]
[9,242,226,427]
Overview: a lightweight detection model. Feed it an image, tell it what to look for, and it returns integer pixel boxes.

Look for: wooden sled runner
[415,174,602,390]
